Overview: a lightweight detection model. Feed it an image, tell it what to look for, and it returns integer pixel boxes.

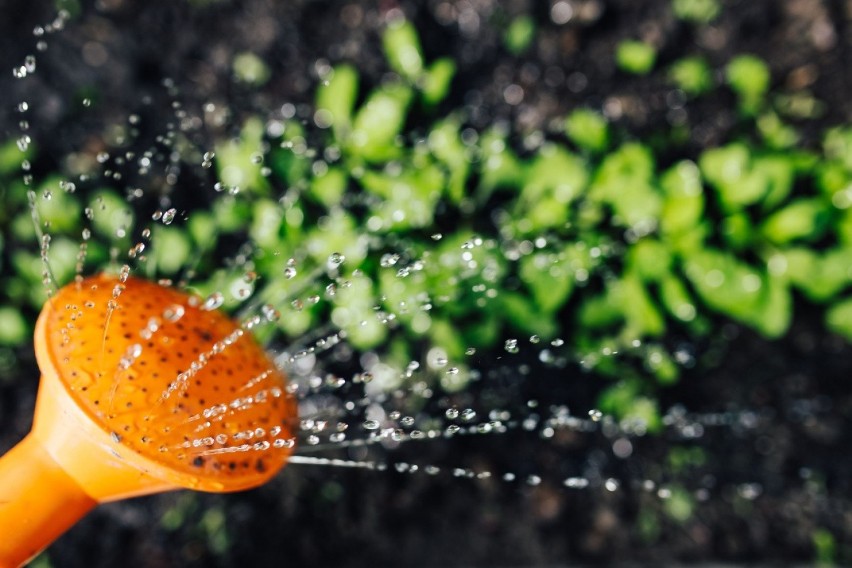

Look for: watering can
[0,275,297,566]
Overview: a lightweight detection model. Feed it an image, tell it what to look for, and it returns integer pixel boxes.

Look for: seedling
[0,274,297,566]
[616,40,657,75]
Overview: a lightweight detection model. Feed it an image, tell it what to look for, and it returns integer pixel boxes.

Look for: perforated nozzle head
[34,274,297,494]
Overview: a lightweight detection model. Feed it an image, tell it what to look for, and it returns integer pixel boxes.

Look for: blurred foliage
[2,13,851,433]
[671,0,721,24]
[616,40,657,75]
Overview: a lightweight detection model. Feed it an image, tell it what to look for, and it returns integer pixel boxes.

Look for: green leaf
[149,226,192,275]
[0,138,34,177]
[268,120,311,186]
[668,56,714,96]
[660,160,705,237]
[332,274,387,349]
[348,84,413,162]
[628,239,672,282]
[662,485,696,523]
[761,198,828,245]
[315,64,359,138]
[31,177,82,233]
[616,41,657,75]
[591,143,661,228]
[504,15,536,55]
[310,166,348,208]
[212,196,252,233]
[249,199,284,249]
[477,127,524,194]
[90,189,134,240]
[756,273,791,338]
[753,154,795,209]
[379,268,430,331]
[757,111,799,150]
[0,306,30,346]
[519,251,574,313]
[659,274,698,322]
[823,126,852,171]
[685,249,790,336]
[699,143,767,210]
[428,117,470,203]
[784,247,852,302]
[726,55,770,115]
[499,291,558,338]
[721,212,753,250]
[644,344,680,385]
[383,20,424,81]
[523,144,589,204]
[565,108,609,153]
[619,273,666,337]
[598,381,663,433]
[421,58,456,106]
[214,117,269,194]
[826,297,852,341]
[305,209,369,266]
[672,0,720,24]
[232,52,270,86]
[360,162,444,230]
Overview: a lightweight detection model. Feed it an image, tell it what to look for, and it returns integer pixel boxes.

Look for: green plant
[672,0,720,24]
[726,54,771,115]
[5,14,852,430]
[668,56,713,96]
[616,40,657,75]
[504,15,536,55]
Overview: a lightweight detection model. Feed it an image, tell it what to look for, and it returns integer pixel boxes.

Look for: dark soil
[1,1,851,566]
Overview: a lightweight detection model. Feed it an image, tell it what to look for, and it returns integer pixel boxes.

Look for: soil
[1,1,851,566]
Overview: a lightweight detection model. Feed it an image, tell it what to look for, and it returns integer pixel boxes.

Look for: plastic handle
[0,433,96,568]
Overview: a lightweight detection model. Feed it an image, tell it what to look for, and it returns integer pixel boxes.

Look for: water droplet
[161,208,177,225]
[564,477,589,489]
[588,409,603,422]
[327,252,345,269]
[504,339,519,354]
[261,304,280,322]
[24,55,36,73]
[202,292,224,311]
[362,419,380,431]
[163,304,185,322]
[460,408,477,422]
[445,408,459,420]
[380,253,400,267]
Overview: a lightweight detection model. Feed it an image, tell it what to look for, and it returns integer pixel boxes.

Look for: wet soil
[1,1,851,566]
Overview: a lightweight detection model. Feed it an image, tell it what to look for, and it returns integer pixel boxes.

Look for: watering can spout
[0,434,96,567]
[0,368,180,567]
[0,275,297,567]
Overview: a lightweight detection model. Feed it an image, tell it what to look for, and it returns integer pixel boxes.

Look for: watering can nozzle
[0,275,297,567]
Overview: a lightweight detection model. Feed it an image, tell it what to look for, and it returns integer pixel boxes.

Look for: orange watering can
[0,274,297,567]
